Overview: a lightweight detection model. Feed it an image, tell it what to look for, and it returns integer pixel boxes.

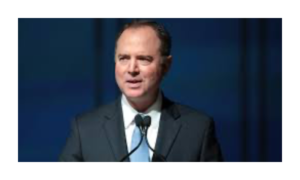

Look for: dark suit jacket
[59,96,223,162]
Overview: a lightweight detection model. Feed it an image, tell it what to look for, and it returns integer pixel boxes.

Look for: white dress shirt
[121,92,162,159]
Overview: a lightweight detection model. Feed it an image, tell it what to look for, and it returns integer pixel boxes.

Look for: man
[59,20,223,162]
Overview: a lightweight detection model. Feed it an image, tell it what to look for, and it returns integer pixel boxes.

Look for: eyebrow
[118,54,130,58]
[117,54,154,60]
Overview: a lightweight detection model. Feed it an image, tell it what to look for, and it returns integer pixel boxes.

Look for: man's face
[115,26,170,101]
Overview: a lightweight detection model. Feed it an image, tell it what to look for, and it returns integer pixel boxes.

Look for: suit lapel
[103,98,129,162]
[153,97,182,161]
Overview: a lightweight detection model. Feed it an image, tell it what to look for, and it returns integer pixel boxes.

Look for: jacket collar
[152,95,182,161]
[102,96,129,161]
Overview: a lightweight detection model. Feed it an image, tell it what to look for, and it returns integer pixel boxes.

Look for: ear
[162,55,172,76]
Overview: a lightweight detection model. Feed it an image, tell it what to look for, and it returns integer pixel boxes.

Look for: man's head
[115,20,172,103]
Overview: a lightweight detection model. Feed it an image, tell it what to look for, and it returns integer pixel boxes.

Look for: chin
[124,89,145,100]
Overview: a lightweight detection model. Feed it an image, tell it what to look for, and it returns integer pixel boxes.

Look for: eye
[137,56,152,62]
[139,58,149,61]
[119,56,129,61]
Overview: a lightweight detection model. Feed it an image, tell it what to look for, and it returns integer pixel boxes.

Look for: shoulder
[74,99,119,127]
[176,103,211,119]
[169,100,214,128]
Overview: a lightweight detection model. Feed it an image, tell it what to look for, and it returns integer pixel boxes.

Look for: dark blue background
[19,18,282,162]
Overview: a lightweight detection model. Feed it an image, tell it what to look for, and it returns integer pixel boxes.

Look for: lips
[127,80,142,83]
[126,79,142,88]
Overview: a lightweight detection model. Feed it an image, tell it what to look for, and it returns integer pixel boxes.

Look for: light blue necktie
[130,115,150,162]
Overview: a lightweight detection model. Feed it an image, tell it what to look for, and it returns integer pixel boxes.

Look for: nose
[128,59,140,76]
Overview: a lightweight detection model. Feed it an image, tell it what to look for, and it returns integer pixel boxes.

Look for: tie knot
[139,113,146,118]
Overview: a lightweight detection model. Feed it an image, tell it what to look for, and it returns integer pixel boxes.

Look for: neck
[126,91,159,112]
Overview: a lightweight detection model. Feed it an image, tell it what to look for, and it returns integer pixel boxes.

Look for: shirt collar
[121,91,162,129]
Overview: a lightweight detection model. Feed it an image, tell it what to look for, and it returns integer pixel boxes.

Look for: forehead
[116,26,161,54]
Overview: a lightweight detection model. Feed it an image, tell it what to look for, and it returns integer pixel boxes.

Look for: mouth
[126,79,142,88]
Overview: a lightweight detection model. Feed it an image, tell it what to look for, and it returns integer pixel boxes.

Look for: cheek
[115,65,125,83]
[116,64,124,75]
[142,67,163,85]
